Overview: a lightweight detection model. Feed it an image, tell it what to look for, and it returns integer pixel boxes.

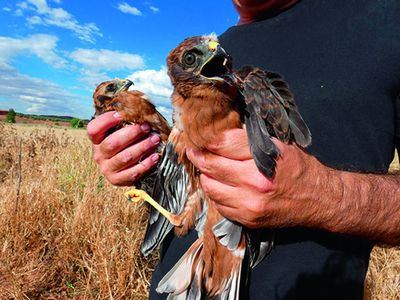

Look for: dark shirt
[150,1,400,299]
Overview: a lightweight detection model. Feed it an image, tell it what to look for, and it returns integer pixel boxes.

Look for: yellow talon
[125,189,147,203]
[125,188,180,226]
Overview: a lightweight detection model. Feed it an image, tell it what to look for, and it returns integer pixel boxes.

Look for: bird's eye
[106,83,116,92]
[183,52,196,66]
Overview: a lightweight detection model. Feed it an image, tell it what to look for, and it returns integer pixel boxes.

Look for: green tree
[5,109,16,123]
[70,118,83,129]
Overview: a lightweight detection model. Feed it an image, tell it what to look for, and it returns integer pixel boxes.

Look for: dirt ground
[0,115,71,127]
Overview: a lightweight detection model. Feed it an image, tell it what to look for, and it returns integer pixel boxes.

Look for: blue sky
[0,0,238,119]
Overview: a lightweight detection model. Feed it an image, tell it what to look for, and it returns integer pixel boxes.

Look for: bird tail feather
[156,238,203,299]
[156,235,244,300]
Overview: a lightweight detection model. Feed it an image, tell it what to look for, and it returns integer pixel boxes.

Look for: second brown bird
[93,78,171,144]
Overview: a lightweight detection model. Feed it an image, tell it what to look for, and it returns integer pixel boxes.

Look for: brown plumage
[92,79,171,144]
[92,79,171,193]
[140,35,311,299]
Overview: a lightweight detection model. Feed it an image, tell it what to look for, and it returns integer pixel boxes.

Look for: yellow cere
[208,41,219,51]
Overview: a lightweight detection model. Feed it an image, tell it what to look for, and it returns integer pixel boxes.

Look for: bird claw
[125,188,147,203]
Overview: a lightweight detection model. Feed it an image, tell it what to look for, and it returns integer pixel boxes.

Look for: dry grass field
[0,123,399,299]
[0,124,156,299]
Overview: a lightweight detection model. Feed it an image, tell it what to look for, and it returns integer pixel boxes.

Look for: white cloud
[17,2,30,10]
[70,48,145,89]
[78,69,111,89]
[0,34,67,68]
[14,9,24,16]
[149,5,159,13]
[27,15,43,25]
[157,105,173,123]
[70,48,144,71]
[26,103,46,113]
[26,0,51,14]
[3,7,12,12]
[127,67,172,101]
[127,67,173,121]
[12,0,102,43]
[117,2,142,16]
[0,62,14,71]
[0,64,82,116]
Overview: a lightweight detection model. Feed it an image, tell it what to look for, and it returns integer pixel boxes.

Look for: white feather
[203,32,218,42]
[173,104,184,131]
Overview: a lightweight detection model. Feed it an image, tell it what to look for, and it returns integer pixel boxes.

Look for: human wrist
[281,153,333,228]
[296,157,344,230]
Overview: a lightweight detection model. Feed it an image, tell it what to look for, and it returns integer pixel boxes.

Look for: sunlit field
[0,123,398,299]
[0,124,156,299]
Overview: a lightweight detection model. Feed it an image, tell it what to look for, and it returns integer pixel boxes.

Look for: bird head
[167,35,234,97]
[93,78,133,113]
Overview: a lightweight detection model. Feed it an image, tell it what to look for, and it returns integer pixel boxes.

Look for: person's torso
[151,1,400,299]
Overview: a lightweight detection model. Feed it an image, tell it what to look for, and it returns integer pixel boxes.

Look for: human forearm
[186,128,400,246]
[311,166,400,245]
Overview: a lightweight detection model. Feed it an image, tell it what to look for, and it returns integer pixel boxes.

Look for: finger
[188,149,273,191]
[108,153,160,186]
[200,174,240,209]
[270,137,286,154]
[87,111,123,144]
[200,176,269,228]
[206,128,252,160]
[107,134,161,172]
[99,124,152,159]
[213,202,243,224]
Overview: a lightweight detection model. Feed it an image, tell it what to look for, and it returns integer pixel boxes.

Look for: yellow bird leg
[125,188,180,226]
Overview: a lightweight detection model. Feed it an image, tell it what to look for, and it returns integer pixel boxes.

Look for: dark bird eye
[183,52,196,66]
[106,83,116,92]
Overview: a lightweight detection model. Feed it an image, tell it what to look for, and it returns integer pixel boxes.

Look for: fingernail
[113,112,122,120]
[151,153,159,163]
[141,123,150,132]
[150,134,160,144]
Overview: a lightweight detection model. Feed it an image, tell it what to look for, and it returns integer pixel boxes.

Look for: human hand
[87,111,161,186]
[186,128,326,229]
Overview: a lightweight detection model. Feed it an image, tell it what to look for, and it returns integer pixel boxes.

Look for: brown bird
[126,35,311,299]
[93,79,172,192]
[93,78,171,144]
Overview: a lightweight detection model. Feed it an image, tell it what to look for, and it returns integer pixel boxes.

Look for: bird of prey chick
[93,78,171,144]
[93,79,171,191]
[126,36,311,299]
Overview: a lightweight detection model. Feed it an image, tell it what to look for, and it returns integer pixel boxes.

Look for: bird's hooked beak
[116,79,134,93]
[199,41,232,81]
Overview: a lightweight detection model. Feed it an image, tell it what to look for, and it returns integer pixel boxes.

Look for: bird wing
[245,229,274,268]
[141,134,190,256]
[237,67,312,178]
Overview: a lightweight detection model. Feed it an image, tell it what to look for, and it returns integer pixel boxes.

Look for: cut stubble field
[0,123,398,299]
